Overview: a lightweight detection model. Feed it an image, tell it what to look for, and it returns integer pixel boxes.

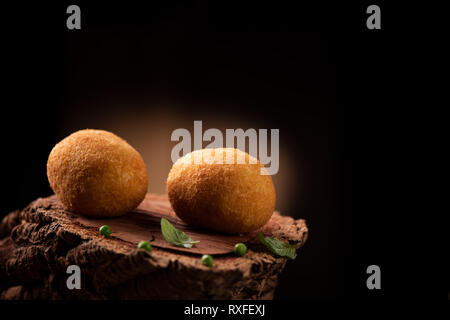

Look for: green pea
[201,254,214,267]
[234,243,247,256]
[99,225,112,238]
[137,241,152,252]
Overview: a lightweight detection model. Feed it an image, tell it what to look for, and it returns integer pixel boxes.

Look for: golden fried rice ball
[47,129,148,217]
[167,148,275,234]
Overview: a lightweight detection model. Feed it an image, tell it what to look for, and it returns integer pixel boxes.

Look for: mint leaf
[161,218,200,248]
[257,232,297,259]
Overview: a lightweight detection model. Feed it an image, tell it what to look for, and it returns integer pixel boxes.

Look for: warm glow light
[60,103,299,216]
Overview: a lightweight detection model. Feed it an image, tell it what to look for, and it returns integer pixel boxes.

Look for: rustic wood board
[0,194,308,300]
[73,194,254,255]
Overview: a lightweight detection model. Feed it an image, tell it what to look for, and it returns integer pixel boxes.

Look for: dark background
[1,1,442,302]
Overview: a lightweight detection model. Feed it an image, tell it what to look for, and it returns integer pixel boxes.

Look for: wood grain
[73,194,254,255]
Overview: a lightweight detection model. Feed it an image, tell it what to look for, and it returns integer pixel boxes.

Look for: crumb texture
[47,129,148,217]
[167,148,276,234]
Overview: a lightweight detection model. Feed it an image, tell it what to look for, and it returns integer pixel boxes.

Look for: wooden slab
[73,194,255,255]
[0,194,308,300]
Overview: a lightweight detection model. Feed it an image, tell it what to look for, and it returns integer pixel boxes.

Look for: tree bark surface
[0,194,308,300]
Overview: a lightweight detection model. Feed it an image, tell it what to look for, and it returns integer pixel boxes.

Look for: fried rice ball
[167,148,276,234]
[47,129,148,217]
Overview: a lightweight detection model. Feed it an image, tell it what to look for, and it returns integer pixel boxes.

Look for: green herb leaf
[257,232,297,259]
[161,218,200,248]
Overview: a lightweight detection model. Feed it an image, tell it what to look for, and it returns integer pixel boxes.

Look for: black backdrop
[1,1,440,302]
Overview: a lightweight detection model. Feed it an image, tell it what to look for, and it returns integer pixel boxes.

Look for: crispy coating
[167,148,276,234]
[47,129,148,217]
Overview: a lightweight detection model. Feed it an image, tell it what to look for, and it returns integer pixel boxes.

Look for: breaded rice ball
[47,129,148,217]
[167,148,276,234]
